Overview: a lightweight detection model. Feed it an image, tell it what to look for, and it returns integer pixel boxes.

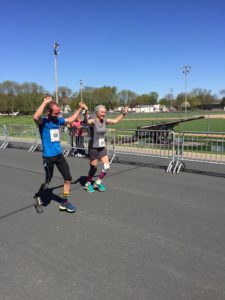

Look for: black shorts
[43,154,72,182]
[88,147,107,160]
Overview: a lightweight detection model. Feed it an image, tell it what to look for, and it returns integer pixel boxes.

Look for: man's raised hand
[44,94,53,104]
[79,102,88,110]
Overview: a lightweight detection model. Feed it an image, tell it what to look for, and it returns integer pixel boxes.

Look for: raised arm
[65,102,88,124]
[107,106,129,125]
[84,109,94,126]
[33,95,53,124]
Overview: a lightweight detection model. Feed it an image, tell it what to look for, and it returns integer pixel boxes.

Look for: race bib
[50,129,60,142]
[99,138,105,147]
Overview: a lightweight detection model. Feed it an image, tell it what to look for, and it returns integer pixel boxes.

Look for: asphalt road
[0,149,225,300]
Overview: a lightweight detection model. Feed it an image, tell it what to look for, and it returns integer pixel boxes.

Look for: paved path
[0,149,225,300]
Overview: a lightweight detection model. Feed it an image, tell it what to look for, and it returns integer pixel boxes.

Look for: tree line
[0,80,224,114]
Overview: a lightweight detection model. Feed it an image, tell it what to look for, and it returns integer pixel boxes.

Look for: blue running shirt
[39,117,65,157]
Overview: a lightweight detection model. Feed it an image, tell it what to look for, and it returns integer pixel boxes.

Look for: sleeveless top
[89,118,107,148]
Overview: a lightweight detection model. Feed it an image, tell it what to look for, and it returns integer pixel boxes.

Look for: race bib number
[50,129,60,142]
[99,138,105,147]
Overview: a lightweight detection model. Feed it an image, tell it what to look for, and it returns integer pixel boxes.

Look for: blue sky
[0,0,225,99]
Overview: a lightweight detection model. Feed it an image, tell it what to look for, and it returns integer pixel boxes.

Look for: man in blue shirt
[33,94,87,213]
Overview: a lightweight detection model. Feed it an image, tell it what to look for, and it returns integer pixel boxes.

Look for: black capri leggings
[43,154,72,184]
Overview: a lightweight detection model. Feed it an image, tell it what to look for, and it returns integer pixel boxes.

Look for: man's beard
[49,116,58,122]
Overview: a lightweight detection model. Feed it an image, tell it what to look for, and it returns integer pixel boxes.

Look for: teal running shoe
[84,182,95,193]
[94,182,106,192]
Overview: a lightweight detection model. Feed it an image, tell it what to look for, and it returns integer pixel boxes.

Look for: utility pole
[79,79,84,101]
[54,42,60,103]
[170,88,173,109]
[182,66,191,117]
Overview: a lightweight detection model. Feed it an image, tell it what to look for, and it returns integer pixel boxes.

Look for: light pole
[79,79,84,101]
[170,88,173,109]
[182,65,191,117]
[54,42,60,103]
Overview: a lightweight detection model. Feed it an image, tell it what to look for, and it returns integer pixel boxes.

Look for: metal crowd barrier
[1,124,225,175]
[6,125,38,151]
[108,129,176,169]
[0,124,8,149]
[28,126,41,152]
[0,125,39,152]
[172,131,225,173]
[0,125,176,169]
[62,126,89,157]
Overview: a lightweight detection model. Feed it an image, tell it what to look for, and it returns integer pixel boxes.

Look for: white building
[135,105,168,113]
[115,104,168,113]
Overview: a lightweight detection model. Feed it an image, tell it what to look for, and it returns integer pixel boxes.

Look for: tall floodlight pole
[170,88,173,109]
[54,42,60,103]
[182,65,191,117]
[79,79,84,101]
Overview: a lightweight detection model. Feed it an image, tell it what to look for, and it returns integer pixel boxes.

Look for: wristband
[122,111,127,116]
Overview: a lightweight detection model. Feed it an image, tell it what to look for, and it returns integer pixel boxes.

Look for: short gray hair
[95,105,106,113]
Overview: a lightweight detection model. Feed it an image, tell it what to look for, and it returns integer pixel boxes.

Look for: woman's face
[97,107,106,120]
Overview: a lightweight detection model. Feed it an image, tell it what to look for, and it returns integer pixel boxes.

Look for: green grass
[0,115,34,125]
[174,119,225,132]
[108,118,225,132]
[108,111,225,132]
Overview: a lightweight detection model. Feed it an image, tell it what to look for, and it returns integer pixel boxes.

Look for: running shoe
[59,201,77,213]
[94,182,106,192]
[84,182,95,193]
[34,195,44,214]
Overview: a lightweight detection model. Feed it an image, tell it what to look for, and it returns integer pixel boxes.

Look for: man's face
[51,105,60,117]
